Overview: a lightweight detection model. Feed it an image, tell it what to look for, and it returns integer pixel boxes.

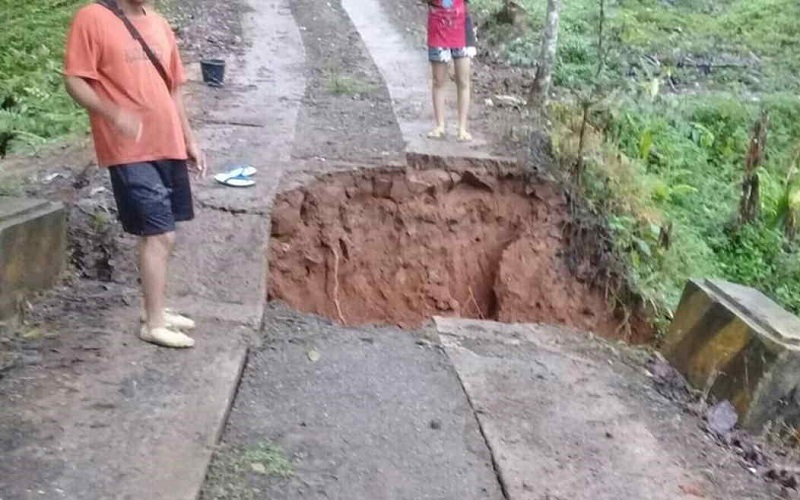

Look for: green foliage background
[0,0,90,153]
[473,0,800,324]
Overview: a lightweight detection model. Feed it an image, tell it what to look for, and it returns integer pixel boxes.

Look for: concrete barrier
[664,278,800,432]
[0,197,67,320]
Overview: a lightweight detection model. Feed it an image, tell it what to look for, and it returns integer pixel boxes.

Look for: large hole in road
[268,164,651,342]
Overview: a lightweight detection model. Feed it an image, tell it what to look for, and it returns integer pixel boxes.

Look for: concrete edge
[434,319,511,499]
[697,278,800,352]
[189,343,252,500]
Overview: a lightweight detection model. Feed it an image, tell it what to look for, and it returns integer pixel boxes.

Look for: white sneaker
[139,325,195,348]
[140,309,196,331]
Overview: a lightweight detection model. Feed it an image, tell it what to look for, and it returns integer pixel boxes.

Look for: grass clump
[324,70,375,96]
[202,442,294,500]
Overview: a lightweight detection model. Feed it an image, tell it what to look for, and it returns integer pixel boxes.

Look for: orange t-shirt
[64,4,187,167]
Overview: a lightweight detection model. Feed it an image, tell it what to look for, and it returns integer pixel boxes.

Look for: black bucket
[200,59,225,87]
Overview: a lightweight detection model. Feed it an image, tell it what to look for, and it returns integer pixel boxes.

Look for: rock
[645,354,690,401]
[765,468,799,489]
[460,171,496,192]
[707,400,738,435]
[430,419,442,430]
[413,169,452,191]
[405,176,433,196]
[493,94,527,108]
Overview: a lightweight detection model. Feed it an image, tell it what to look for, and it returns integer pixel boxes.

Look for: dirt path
[290,0,404,163]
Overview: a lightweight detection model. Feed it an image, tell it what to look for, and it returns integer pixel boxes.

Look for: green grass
[202,442,294,500]
[472,0,800,326]
[475,0,800,93]
[324,70,375,96]
[0,0,90,155]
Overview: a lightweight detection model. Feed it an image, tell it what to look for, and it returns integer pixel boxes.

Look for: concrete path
[341,0,498,159]
[435,317,746,500]
[0,1,304,499]
[204,305,504,499]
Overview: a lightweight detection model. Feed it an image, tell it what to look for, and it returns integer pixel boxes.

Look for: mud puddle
[268,163,651,341]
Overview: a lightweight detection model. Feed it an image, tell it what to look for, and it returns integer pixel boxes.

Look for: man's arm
[172,87,207,177]
[65,75,142,140]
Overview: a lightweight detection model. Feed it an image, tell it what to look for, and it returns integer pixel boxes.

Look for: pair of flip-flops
[214,166,257,187]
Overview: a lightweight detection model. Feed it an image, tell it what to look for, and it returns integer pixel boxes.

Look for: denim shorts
[429,47,473,63]
[108,159,194,236]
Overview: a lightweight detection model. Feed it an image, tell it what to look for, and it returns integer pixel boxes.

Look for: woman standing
[427,0,475,142]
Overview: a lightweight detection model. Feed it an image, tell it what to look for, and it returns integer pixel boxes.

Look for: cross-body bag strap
[96,0,174,90]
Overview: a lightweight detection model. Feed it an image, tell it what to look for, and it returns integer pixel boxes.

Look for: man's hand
[110,108,143,141]
[65,76,144,142]
[186,141,208,179]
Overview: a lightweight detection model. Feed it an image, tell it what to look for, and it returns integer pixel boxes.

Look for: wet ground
[1,0,799,498]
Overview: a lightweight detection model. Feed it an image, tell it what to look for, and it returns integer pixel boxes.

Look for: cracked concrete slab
[203,305,505,500]
[0,309,249,500]
[435,317,717,500]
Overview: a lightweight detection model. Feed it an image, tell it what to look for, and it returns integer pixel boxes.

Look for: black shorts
[108,160,194,236]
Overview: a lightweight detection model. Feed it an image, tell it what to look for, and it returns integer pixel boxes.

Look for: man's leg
[454,55,472,142]
[428,56,449,138]
[139,232,175,330]
[109,162,194,348]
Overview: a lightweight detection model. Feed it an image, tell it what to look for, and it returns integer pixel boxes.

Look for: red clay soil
[268,166,650,342]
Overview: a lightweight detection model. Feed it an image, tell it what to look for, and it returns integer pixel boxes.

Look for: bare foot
[427,126,446,139]
[457,130,473,142]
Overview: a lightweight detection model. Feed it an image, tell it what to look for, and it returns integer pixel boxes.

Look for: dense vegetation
[0,0,89,155]
[473,0,800,327]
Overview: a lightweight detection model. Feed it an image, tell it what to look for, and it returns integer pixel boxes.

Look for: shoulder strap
[96,0,173,90]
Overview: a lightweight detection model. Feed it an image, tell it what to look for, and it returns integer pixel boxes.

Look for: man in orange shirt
[64,0,207,348]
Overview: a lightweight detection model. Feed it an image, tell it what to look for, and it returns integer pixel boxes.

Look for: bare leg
[139,232,175,329]
[428,61,448,138]
[454,56,472,141]
[138,232,194,348]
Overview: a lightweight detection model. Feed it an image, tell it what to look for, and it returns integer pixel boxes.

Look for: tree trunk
[739,111,768,225]
[574,102,591,188]
[529,0,562,108]
[597,0,605,76]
